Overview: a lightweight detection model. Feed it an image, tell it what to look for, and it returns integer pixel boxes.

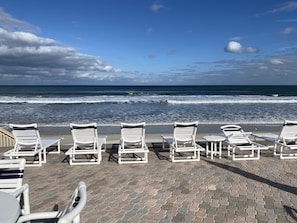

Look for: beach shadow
[203,159,297,195]
[107,144,119,162]
[284,205,297,221]
[151,142,170,161]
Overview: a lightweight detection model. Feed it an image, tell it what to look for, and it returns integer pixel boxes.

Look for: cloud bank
[0,28,120,84]
[224,41,259,53]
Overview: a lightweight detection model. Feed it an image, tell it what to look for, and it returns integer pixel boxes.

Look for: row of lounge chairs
[2,120,297,166]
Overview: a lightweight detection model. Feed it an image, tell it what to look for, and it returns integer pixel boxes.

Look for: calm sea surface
[0,85,297,126]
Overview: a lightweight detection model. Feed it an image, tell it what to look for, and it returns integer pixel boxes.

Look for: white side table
[203,135,225,159]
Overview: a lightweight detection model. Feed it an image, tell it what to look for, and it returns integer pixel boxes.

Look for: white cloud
[0,7,40,32]
[224,41,258,53]
[245,47,259,53]
[150,3,164,12]
[146,27,153,34]
[229,36,244,41]
[270,1,297,13]
[224,41,242,53]
[0,28,121,84]
[0,28,56,47]
[256,1,297,16]
[270,58,284,65]
[280,27,294,34]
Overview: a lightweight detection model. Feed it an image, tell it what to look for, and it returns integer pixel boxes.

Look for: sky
[0,0,297,85]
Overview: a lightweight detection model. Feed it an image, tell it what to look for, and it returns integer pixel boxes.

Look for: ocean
[0,85,297,127]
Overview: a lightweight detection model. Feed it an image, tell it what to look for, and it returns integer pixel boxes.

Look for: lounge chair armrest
[17,211,61,223]
[280,136,297,141]
[230,142,268,150]
[196,143,206,151]
[252,142,268,149]
[11,184,29,198]
[11,184,30,215]
[275,141,296,148]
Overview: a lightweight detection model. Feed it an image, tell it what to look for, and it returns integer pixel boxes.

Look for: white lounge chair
[16,181,87,223]
[221,125,268,160]
[163,121,204,162]
[65,123,106,165]
[118,122,149,164]
[4,124,62,166]
[269,120,297,159]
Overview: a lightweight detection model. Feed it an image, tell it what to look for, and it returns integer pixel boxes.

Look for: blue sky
[0,0,297,85]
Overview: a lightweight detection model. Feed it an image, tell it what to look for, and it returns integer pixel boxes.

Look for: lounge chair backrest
[121,122,145,144]
[279,120,297,143]
[10,124,41,151]
[59,181,87,223]
[70,123,98,146]
[173,121,198,143]
[221,125,250,144]
[0,158,26,193]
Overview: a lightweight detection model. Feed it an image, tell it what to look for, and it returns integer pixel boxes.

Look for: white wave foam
[1,95,297,104]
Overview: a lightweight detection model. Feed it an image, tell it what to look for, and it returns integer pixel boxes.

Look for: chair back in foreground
[170,121,204,162]
[17,181,87,223]
[118,122,149,164]
[274,120,297,159]
[221,125,267,160]
[65,123,106,165]
[0,158,26,193]
[4,123,62,166]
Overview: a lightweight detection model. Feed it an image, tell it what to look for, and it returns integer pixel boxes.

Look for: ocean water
[0,85,297,126]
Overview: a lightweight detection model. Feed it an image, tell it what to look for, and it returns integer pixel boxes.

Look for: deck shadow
[203,159,297,195]
[284,205,297,221]
[151,142,170,161]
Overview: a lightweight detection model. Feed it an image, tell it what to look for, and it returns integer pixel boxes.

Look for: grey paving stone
[7,144,295,223]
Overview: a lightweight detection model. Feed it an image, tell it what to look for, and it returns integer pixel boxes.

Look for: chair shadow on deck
[107,144,119,162]
[284,205,297,221]
[203,159,297,195]
[151,142,170,161]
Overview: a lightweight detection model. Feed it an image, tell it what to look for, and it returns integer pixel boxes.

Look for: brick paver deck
[11,142,297,222]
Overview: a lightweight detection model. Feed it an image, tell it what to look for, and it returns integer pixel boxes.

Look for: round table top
[203,135,225,141]
[0,191,21,223]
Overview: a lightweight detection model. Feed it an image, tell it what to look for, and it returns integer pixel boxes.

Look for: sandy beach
[1,123,296,222]
[37,123,283,145]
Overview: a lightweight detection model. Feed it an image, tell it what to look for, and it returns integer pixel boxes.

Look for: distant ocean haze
[0,85,296,126]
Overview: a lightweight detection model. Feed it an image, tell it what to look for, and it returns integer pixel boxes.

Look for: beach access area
[1,123,296,222]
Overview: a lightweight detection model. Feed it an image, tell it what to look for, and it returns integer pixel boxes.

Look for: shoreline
[38,123,283,134]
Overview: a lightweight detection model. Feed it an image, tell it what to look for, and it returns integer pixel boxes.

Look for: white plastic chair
[0,158,26,193]
[221,125,267,160]
[66,123,106,165]
[168,121,204,162]
[118,122,149,164]
[16,181,87,223]
[4,124,62,166]
[0,159,30,216]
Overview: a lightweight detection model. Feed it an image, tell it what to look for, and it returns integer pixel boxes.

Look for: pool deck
[3,140,297,223]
